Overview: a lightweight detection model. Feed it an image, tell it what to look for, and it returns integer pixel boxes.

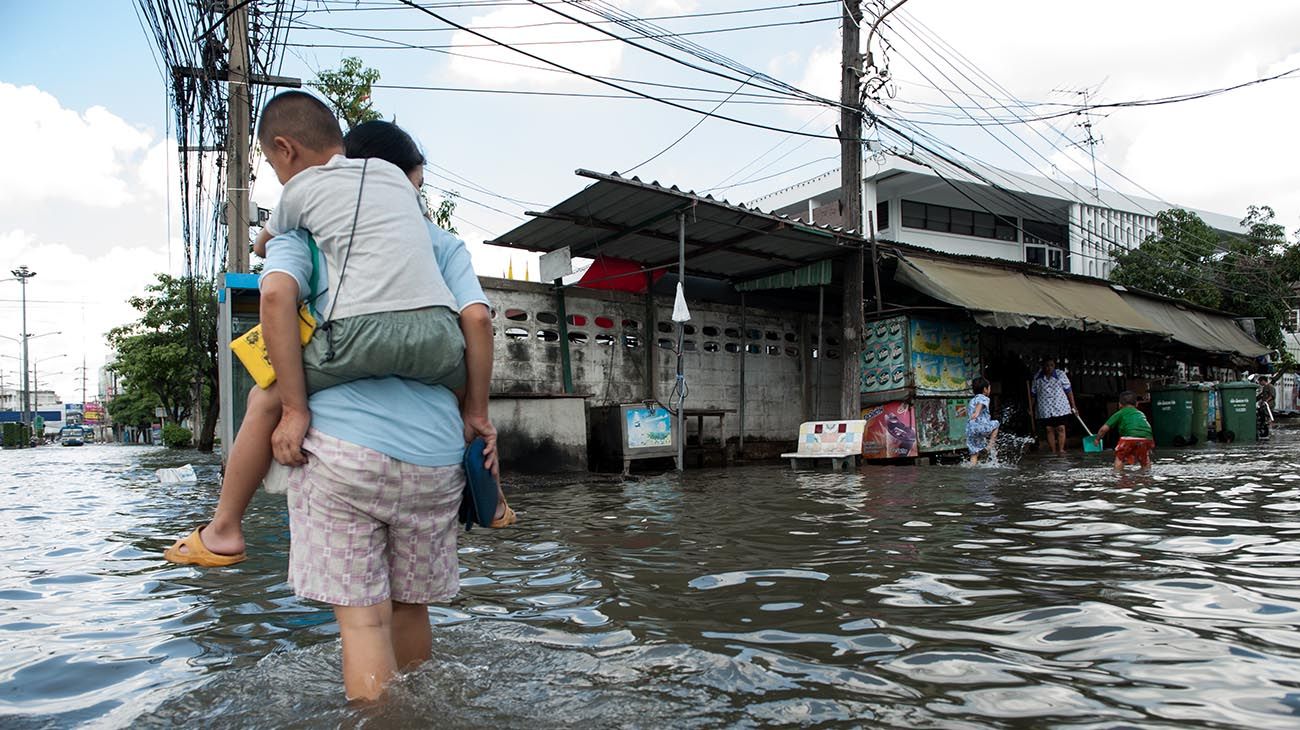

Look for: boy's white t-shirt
[265,155,457,320]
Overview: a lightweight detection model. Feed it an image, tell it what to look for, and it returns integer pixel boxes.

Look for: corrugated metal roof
[486,170,865,282]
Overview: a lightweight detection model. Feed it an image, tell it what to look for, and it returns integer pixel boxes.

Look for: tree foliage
[316,56,382,130]
[1110,209,1224,309]
[1110,205,1300,355]
[421,188,459,235]
[106,385,158,431]
[106,274,220,450]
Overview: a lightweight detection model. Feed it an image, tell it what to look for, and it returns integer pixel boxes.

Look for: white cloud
[793,43,840,104]
[0,83,154,208]
[1,230,172,403]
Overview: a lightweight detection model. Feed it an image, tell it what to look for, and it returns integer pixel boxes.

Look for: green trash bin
[1189,384,1210,446]
[1150,384,1195,447]
[1217,381,1258,444]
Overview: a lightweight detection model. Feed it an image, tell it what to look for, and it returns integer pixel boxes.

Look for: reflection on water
[3,433,1300,728]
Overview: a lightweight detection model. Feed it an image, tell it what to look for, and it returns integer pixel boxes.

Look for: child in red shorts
[1094,390,1155,471]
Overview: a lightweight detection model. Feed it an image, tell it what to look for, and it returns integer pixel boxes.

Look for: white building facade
[751,155,1243,280]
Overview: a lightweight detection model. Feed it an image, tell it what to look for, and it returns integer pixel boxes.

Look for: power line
[288,21,830,106]
[620,74,755,176]
[884,10,1264,270]
[299,0,839,25]
[334,80,823,106]
[705,109,835,191]
[289,14,840,47]
[522,0,847,110]
[391,0,843,139]
[708,154,839,193]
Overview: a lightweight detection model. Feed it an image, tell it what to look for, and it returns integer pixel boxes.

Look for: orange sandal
[163,526,247,567]
[489,503,517,529]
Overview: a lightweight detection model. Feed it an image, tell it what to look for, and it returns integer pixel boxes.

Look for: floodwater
[3,434,1300,729]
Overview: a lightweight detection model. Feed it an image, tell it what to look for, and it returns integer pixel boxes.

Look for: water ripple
[5,433,1300,728]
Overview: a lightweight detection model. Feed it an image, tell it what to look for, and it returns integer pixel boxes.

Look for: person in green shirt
[1094,390,1155,471]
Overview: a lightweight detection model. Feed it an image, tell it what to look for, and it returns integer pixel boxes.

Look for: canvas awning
[1119,293,1269,358]
[893,254,1162,334]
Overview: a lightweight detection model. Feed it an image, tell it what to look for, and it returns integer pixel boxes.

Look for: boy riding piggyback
[255,90,465,396]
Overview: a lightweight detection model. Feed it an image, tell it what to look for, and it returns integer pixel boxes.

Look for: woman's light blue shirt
[258,223,487,466]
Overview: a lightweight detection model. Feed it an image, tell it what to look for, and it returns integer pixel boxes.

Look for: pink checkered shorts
[287,429,465,607]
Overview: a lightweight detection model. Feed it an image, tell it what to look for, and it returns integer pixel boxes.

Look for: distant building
[0,387,60,410]
[751,153,1244,280]
[98,362,120,402]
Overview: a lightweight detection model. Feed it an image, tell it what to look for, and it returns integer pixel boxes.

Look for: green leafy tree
[316,56,382,129]
[106,384,159,438]
[1110,209,1224,309]
[106,275,220,451]
[1111,205,1300,356]
[1219,205,1295,353]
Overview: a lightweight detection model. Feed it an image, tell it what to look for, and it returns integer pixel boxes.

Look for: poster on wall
[861,401,918,458]
[624,405,674,449]
[861,316,909,393]
[915,397,970,452]
[910,318,980,396]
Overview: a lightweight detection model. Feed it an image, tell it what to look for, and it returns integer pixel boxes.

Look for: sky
[2,0,1299,405]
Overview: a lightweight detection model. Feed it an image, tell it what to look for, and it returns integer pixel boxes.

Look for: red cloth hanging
[575,255,664,293]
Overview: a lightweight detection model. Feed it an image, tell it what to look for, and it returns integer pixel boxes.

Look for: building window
[901,199,1017,242]
[1023,219,1069,272]
[876,200,889,231]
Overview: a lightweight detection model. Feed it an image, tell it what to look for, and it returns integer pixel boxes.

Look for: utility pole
[11,266,35,435]
[226,0,251,274]
[77,356,88,411]
[839,1,865,421]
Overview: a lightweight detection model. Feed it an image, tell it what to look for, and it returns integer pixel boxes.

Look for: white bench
[781,420,866,471]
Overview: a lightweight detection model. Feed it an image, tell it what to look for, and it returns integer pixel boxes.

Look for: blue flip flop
[460,437,499,531]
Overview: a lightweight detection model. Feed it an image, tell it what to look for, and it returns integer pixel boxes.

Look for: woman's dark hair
[971,377,990,394]
[343,120,425,175]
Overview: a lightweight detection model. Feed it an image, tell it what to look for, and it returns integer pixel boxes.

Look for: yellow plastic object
[230,304,317,388]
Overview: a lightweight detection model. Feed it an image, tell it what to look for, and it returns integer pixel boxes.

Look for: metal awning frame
[489,169,865,286]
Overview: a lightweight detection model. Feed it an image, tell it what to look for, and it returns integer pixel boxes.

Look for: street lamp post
[1,330,61,437]
[7,267,37,431]
[30,354,66,411]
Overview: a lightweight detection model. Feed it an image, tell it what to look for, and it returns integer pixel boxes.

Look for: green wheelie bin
[1189,384,1210,446]
[1217,381,1258,444]
[1149,384,1194,447]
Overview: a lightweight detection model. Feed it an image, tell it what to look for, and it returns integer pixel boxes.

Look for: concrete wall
[489,395,588,472]
[483,278,842,444]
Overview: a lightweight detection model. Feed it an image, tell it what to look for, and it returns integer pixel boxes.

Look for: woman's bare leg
[336,602,398,701]
[390,601,432,671]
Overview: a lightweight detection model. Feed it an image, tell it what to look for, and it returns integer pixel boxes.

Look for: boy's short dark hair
[971,377,990,394]
[1119,390,1138,406]
[257,91,343,151]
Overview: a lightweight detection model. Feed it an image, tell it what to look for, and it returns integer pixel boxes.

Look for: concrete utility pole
[839,1,865,420]
[225,0,251,274]
[11,266,35,433]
